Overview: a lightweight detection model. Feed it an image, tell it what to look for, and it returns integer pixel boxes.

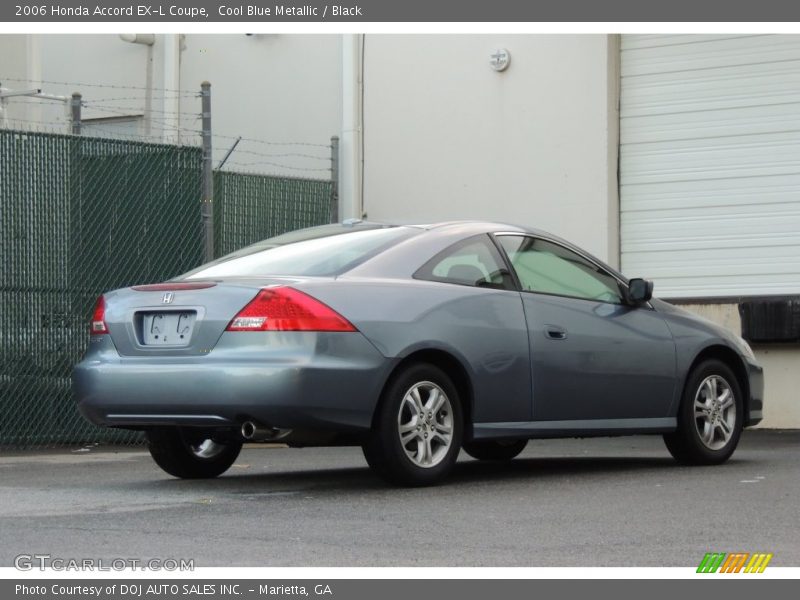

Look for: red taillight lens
[226,287,356,332]
[90,296,109,334]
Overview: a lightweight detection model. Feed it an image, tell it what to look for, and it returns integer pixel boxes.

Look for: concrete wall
[677,303,800,429]
[361,34,620,265]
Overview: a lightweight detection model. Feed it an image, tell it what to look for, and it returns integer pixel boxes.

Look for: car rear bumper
[744,358,764,427]
[72,332,391,432]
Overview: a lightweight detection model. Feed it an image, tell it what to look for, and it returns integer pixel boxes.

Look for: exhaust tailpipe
[240,421,291,442]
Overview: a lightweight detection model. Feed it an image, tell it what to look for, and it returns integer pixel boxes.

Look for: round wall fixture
[489,48,511,72]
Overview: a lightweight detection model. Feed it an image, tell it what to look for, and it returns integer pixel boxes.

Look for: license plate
[141,312,196,346]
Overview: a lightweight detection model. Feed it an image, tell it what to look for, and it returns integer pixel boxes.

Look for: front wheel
[147,428,242,479]
[663,359,743,465]
[363,363,463,486]
[463,439,528,461]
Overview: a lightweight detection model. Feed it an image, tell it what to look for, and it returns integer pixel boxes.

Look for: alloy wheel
[397,381,454,468]
[693,375,736,451]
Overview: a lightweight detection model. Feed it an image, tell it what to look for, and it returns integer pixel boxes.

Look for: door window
[497,235,623,304]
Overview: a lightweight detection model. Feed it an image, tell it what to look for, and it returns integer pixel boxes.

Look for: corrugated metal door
[620,34,800,298]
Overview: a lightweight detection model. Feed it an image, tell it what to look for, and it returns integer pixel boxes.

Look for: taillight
[226,287,356,332]
[90,296,109,334]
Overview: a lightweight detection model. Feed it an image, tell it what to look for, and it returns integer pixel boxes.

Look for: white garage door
[620,34,800,298]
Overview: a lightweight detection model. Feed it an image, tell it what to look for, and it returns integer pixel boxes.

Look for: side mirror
[626,278,653,305]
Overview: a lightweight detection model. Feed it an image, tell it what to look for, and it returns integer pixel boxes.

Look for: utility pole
[200,81,214,263]
[71,92,82,135]
[330,136,339,223]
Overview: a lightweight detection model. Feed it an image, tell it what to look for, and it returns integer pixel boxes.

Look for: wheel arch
[685,344,750,418]
[373,348,475,435]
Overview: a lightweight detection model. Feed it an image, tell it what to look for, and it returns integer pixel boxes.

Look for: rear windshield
[181,226,416,279]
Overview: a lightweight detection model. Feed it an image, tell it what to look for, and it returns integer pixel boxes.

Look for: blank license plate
[142,312,196,346]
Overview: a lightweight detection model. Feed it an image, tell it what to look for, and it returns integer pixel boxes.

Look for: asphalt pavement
[0,430,797,567]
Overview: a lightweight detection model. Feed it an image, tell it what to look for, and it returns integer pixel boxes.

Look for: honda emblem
[161,292,174,304]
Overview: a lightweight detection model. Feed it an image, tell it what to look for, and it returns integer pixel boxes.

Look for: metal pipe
[217,136,241,170]
[240,421,292,442]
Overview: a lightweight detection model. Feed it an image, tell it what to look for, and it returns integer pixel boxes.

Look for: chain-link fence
[0,128,335,447]
[214,170,334,256]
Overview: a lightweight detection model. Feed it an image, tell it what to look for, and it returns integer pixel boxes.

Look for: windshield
[181,226,417,279]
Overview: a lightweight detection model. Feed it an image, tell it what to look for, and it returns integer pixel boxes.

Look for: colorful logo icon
[697,552,773,573]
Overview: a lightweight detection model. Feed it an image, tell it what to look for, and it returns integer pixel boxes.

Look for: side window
[497,235,623,304]
[415,235,515,291]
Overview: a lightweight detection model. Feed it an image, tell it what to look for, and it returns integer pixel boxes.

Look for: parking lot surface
[0,430,798,567]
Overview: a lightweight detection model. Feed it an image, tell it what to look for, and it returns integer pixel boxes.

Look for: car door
[495,234,676,421]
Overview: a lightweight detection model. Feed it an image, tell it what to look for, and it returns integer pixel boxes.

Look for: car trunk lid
[101,279,300,357]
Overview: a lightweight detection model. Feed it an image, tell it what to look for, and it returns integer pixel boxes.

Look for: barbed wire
[0,119,195,145]
[82,127,196,145]
[144,117,202,136]
[214,165,334,182]
[77,126,195,145]
[3,98,70,107]
[85,94,199,103]
[83,103,201,117]
[212,131,332,149]
[0,119,70,135]
[79,106,204,136]
[0,76,197,96]
[220,159,332,173]
[223,147,331,162]
[1,115,332,155]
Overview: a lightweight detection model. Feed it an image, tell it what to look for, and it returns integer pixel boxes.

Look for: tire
[663,359,743,465]
[463,439,527,461]
[363,363,463,486]
[146,428,242,479]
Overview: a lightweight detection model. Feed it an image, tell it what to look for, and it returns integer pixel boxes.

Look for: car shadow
[137,453,748,495]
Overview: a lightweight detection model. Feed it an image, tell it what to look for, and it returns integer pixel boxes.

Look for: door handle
[544,325,567,340]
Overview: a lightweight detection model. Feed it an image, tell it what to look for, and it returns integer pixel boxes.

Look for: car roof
[351,220,627,283]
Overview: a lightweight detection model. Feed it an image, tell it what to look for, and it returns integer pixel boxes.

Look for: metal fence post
[200,81,214,262]
[330,135,339,223]
[71,92,82,135]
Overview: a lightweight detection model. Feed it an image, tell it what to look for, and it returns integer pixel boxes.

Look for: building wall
[362,34,620,265]
[177,34,342,171]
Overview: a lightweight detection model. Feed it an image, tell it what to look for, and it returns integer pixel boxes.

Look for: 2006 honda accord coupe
[73,221,764,486]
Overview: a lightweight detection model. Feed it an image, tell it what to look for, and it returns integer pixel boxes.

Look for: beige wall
[677,303,800,428]
[362,34,620,264]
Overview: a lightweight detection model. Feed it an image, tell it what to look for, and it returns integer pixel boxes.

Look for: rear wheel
[363,363,463,486]
[663,359,743,465]
[147,428,242,479]
[463,439,527,461]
